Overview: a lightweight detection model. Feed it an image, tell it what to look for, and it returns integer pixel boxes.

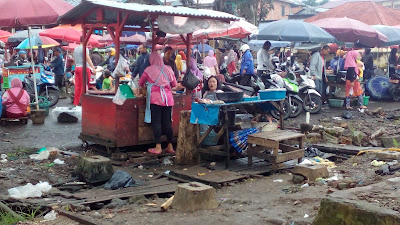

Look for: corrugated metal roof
[59,0,238,24]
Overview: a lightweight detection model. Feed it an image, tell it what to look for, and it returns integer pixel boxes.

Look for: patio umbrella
[0,30,11,43]
[7,29,44,43]
[310,18,388,47]
[17,36,59,49]
[193,43,214,52]
[257,20,335,43]
[247,40,291,51]
[39,25,102,47]
[193,19,258,40]
[371,25,400,46]
[366,76,392,100]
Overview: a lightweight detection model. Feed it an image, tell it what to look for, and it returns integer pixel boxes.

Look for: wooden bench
[247,130,305,170]
[1,117,28,126]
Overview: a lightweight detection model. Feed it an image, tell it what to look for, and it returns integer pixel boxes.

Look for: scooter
[24,68,60,107]
[282,72,303,118]
[296,71,322,114]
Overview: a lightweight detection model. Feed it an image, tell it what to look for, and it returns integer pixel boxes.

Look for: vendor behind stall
[2,79,30,118]
[100,48,116,72]
[15,50,28,66]
[139,52,177,155]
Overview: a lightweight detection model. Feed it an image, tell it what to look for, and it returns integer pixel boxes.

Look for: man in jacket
[239,44,254,87]
[132,45,150,86]
[50,47,66,98]
[100,48,116,72]
[163,46,179,80]
[257,41,275,76]
[310,45,330,101]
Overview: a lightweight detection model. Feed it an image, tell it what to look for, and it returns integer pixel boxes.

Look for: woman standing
[139,52,177,155]
[204,50,219,76]
[344,50,366,110]
[388,48,398,76]
[188,57,204,101]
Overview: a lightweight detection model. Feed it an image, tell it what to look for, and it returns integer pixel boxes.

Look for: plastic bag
[52,106,82,121]
[8,181,52,199]
[182,69,200,90]
[29,150,50,160]
[104,170,136,190]
[44,210,57,221]
[112,54,129,78]
[112,87,127,105]
[53,159,65,165]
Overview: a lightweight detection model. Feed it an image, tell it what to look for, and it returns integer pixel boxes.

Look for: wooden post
[176,110,199,165]
[172,182,218,212]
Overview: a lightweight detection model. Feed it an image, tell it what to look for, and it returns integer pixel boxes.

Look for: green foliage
[393,138,399,148]
[0,205,41,225]
[302,0,329,6]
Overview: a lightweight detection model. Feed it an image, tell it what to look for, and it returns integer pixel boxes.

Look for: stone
[106,198,126,209]
[306,133,322,142]
[314,198,400,225]
[292,174,305,184]
[376,151,400,160]
[381,136,400,148]
[92,212,103,219]
[293,164,329,181]
[111,153,128,161]
[172,182,218,212]
[337,183,348,190]
[323,131,339,144]
[75,155,114,184]
[324,127,345,137]
[128,195,147,204]
[263,217,287,225]
[352,131,366,146]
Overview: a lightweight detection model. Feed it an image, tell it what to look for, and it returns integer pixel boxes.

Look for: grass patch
[0,205,41,225]
[6,147,35,160]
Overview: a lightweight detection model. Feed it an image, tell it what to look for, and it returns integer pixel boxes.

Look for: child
[102,70,113,90]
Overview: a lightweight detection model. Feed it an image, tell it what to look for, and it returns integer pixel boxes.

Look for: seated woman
[2,79,30,118]
[202,75,223,101]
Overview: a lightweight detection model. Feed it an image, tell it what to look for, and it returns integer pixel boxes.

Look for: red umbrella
[99,33,146,44]
[310,17,388,47]
[0,0,73,27]
[40,25,102,47]
[0,30,11,42]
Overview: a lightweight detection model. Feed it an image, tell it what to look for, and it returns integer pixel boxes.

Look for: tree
[180,0,195,6]
[213,0,273,26]
[302,0,329,6]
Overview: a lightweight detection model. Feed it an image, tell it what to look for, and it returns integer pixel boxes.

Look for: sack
[182,69,200,90]
[104,170,136,190]
[112,54,129,78]
[112,87,127,105]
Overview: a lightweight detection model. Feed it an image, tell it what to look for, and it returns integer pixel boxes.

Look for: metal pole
[28,27,39,110]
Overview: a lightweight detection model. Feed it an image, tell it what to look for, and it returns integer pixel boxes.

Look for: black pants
[55,75,65,88]
[151,104,173,144]
[240,74,253,87]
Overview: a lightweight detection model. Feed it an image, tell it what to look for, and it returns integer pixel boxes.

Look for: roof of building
[305,1,400,26]
[63,0,162,6]
[321,0,386,9]
[59,0,238,25]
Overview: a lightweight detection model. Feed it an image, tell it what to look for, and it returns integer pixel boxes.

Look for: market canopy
[371,25,400,47]
[39,25,102,47]
[0,0,73,28]
[59,0,239,34]
[305,1,400,26]
[8,29,44,43]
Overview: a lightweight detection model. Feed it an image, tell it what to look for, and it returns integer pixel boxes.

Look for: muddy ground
[1,100,400,224]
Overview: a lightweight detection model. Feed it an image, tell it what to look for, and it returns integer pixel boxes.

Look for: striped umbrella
[366,76,392,100]
[17,35,59,49]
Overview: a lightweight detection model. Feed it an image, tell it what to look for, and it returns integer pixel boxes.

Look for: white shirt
[257,48,274,71]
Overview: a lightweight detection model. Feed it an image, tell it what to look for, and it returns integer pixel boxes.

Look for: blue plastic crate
[259,88,286,100]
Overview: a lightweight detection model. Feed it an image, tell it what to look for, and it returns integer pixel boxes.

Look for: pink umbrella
[40,25,102,47]
[99,33,146,44]
[0,0,73,27]
[0,30,11,43]
[310,17,388,47]
[193,19,258,39]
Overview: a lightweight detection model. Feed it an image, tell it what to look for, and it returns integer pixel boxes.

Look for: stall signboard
[1,66,42,89]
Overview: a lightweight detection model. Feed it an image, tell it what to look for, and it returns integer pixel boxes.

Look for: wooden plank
[197,126,213,146]
[197,147,228,156]
[138,126,154,142]
[56,209,100,225]
[268,132,305,141]
[312,143,366,155]
[275,149,304,163]
[247,136,279,149]
[170,166,248,184]
[279,143,299,152]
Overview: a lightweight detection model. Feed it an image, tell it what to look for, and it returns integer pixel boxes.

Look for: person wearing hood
[139,52,177,155]
[90,48,104,67]
[239,44,254,86]
[100,48,116,72]
[344,50,366,110]
[361,48,374,80]
[15,50,28,66]
[188,55,204,100]
[204,50,219,76]
[2,79,30,118]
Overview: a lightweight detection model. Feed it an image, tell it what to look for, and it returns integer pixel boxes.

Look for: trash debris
[371,160,386,167]
[197,173,206,176]
[138,165,144,169]
[44,210,57,221]
[52,106,82,122]
[332,117,342,121]
[0,154,7,163]
[304,214,309,218]
[8,181,52,199]
[301,183,309,188]
[163,157,173,166]
[29,149,50,160]
[104,170,140,190]
[304,147,324,158]
[164,170,170,175]
[53,159,65,165]
[273,179,283,183]
[342,111,353,119]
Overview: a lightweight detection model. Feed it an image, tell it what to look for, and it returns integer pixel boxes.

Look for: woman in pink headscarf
[2,79,30,118]
[204,50,219,76]
[344,50,366,110]
[139,52,177,155]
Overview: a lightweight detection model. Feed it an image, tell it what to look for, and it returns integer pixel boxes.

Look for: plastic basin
[259,88,286,100]
[329,99,344,108]
[327,75,336,82]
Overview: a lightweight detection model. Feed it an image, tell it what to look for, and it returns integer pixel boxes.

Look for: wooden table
[196,98,285,169]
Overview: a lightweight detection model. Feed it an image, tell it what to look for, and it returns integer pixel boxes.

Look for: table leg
[280,100,284,130]
[223,106,230,169]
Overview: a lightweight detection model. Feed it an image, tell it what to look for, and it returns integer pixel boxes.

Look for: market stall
[58,0,239,150]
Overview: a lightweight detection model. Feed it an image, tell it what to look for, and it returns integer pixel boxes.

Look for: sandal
[346,107,353,110]
[360,106,367,109]
[165,148,175,154]
[148,148,162,155]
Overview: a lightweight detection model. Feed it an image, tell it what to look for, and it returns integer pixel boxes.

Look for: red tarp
[0,30,11,42]
[0,0,73,28]
[40,25,103,47]
[305,1,400,26]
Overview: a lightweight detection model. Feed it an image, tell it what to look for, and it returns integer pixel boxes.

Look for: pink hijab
[204,50,217,68]
[143,52,175,86]
[2,79,30,114]
[344,50,360,74]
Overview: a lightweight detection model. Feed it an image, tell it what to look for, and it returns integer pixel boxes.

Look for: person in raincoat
[139,52,177,155]
[204,50,219,76]
[239,44,254,86]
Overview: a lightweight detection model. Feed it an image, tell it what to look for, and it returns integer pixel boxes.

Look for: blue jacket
[133,52,150,78]
[240,50,254,75]
[50,55,64,76]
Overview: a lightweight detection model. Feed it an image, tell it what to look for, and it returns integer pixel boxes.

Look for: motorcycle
[24,67,60,107]
[390,73,400,101]
[296,70,322,114]
[282,73,303,118]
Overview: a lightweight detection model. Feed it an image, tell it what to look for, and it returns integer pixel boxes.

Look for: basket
[259,88,286,100]
[328,99,344,108]
[30,97,51,116]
